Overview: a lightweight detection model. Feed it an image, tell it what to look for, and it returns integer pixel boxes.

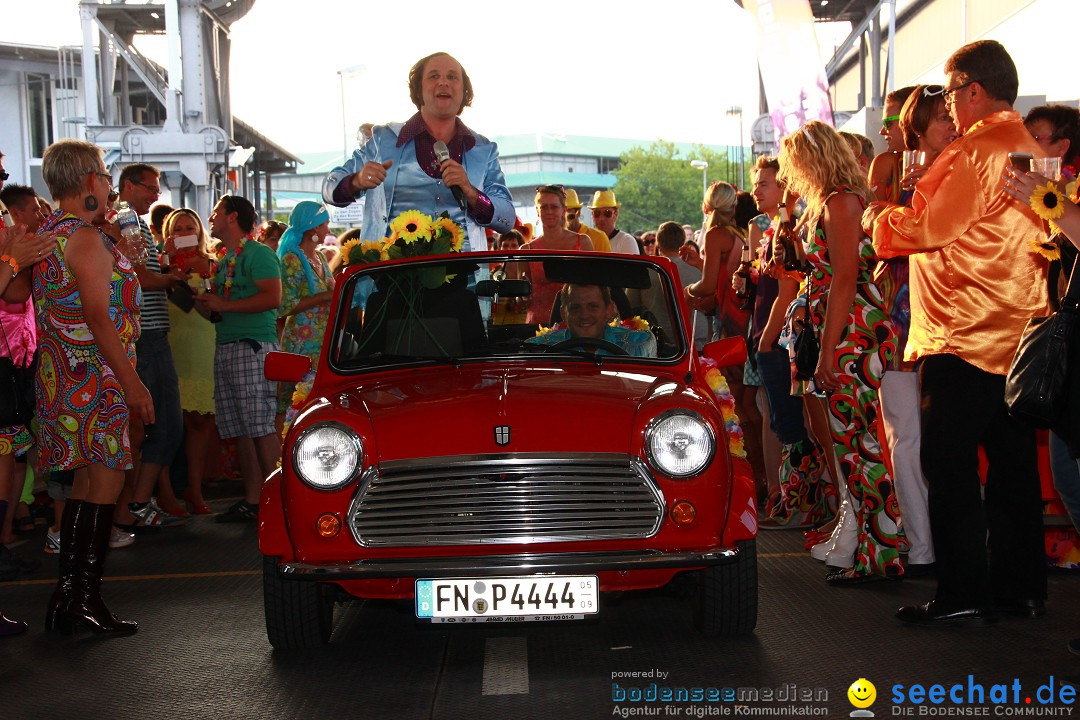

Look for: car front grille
[348,454,664,547]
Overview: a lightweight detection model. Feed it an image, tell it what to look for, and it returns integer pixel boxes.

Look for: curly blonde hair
[776,121,872,216]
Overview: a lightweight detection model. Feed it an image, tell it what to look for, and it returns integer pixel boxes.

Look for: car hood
[335,366,675,460]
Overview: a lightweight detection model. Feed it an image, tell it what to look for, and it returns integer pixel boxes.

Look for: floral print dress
[33,211,141,472]
[277,250,333,413]
[803,189,901,578]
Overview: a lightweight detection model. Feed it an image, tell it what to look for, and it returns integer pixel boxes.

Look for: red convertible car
[261,252,758,648]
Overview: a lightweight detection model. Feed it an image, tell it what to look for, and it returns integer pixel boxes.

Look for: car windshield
[330,254,688,370]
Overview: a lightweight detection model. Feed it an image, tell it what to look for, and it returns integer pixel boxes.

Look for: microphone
[433,141,467,212]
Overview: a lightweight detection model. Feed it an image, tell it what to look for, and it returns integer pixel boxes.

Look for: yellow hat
[589,189,620,209]
[564,188,583,209]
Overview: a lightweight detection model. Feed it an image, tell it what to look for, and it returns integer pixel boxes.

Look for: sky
[4,1,1074,160]
[0,0,778,155]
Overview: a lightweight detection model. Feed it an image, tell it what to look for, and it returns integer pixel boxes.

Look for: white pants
[878,370,935,564]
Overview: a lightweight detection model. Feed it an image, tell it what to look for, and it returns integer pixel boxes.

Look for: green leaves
[612,141,747,229]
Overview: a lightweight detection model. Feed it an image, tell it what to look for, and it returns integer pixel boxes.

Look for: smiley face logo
[847,678,876,709]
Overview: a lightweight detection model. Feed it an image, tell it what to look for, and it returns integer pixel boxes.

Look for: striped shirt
[138,216,170,332]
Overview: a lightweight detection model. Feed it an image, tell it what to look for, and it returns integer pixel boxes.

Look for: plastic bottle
[115,201,147,265]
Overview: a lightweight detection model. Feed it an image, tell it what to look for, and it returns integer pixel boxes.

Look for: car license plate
[416,575,598,622]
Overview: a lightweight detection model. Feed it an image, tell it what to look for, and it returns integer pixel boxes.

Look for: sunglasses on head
[592,209,616,218]
[535,184,564,193]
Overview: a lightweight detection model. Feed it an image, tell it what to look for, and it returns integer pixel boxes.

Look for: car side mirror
[265,351,312,383]
[701,337,747,367]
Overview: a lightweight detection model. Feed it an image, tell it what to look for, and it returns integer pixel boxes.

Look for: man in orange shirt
[869,40,1049,626]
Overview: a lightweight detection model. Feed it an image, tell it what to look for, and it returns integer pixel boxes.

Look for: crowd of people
[0,41,1077,644]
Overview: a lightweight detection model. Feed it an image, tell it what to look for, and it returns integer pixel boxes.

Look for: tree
[612,141,747,231]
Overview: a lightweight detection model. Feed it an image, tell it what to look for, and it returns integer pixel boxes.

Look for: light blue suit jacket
[322,122,515,252]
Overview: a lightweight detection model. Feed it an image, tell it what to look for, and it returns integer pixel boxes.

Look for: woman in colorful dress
[25,140,152,634]
[777,121,901,585]
[0,221,56,636]
[162,208,218,514]
[277,201,335,421]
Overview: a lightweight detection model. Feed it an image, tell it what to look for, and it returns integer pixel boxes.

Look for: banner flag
[742,0,835,141]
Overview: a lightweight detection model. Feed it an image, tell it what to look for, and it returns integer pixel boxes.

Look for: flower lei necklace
[215,235,250,299]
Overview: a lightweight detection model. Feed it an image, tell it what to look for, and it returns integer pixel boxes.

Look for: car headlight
[645,411,714,478]
[293,423,363,490]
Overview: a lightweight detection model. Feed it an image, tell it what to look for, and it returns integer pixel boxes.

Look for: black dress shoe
[994,597,1045,618]
[896,600,997,626]
[903,562,935,578]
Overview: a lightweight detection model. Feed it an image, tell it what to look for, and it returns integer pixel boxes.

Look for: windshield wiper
[519,343,606,366]
[363,353,462,368]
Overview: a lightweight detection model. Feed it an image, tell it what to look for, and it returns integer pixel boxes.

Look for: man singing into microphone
[323,52,514,251]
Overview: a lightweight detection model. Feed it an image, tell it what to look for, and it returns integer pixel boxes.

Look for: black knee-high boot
[53,502,137,636]
[44,499,82,631]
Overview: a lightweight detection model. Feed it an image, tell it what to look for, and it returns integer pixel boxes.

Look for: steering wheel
[551,336,629,356]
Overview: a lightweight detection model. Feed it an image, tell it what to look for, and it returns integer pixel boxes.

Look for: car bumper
[278,547,740,581]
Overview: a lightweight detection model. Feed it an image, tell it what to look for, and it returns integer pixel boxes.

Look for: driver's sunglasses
[565,210,579,219]
[881,114,901,131]
[592,209,616,218]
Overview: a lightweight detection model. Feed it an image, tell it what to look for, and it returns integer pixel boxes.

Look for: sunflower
[1029,238,1061,262]
[1029,181,1067,221]
[389,210,432,244]
[433,216,465,251]
[340,238,362,266]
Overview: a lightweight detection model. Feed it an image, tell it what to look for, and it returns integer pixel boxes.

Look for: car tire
[263,555,334,649]
[692,538,758,636]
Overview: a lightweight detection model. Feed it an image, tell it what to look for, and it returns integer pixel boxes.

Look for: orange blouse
[871,110,1050,376]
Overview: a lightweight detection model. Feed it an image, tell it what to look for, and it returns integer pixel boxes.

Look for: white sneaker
[109,527,135,549]
[44,528,61,555]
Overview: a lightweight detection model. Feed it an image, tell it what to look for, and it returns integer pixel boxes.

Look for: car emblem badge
[494,425,511,446]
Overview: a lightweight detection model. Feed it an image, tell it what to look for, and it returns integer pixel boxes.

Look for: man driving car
[526,283,656,358]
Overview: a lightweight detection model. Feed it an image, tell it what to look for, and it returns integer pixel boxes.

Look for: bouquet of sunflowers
[339,210,465,289]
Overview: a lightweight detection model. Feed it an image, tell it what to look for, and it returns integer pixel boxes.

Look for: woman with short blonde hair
[520,185,593,324]
[32,139,149,634]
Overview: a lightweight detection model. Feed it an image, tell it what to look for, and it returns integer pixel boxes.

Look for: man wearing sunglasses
[563,189,610,253]
[588,190,639,255]
[110,163,188,531]
[868,40,1048,627]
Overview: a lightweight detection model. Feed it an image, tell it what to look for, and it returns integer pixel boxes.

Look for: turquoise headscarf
[278,200,330,294]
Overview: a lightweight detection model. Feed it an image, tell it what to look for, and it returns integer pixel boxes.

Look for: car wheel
[692,538,758,636]
[263,555,334,649]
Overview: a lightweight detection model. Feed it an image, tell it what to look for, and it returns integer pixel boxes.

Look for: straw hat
[589,189,620,209]
[564,188,584,209]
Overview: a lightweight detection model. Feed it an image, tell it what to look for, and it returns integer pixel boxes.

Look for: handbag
[793,278,819,382]
[0,320,35,427]
[1005,262,1080,428]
